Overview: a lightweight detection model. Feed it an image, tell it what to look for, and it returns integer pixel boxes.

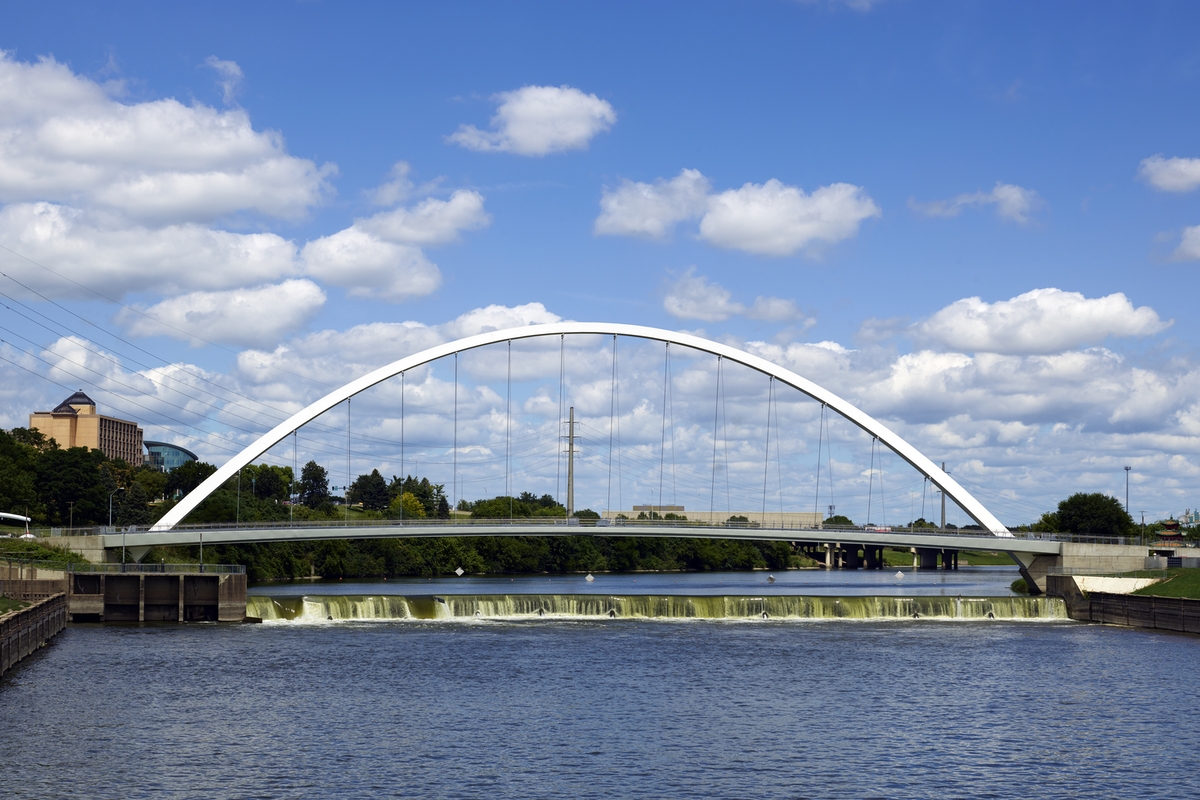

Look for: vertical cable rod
[557,334,564,508]
[453,352,458,521]
[761,376,773,527]
[658,342,669,516]
[814,404,825,515]
[866,436,877,525]
[399,373,405,521]
[507,340,512,520]
[345,396,351,525]
[606,335,617,514]
[709,356,721,519]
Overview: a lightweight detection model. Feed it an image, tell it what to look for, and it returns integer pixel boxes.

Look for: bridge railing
[1,557,245,575]
[11,517,1157,546]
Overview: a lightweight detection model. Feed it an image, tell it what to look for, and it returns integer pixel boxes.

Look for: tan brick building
[29,391,144,466]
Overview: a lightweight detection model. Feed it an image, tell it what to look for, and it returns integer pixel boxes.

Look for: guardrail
[14,516,1174,546]
[2,557,244,575]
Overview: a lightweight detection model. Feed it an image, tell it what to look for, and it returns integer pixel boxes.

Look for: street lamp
[108,487,124,527]
[1124,466,1131,514]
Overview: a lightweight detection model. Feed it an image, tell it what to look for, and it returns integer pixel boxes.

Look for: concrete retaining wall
[1046,574,1200,634]
[0,594,67,676]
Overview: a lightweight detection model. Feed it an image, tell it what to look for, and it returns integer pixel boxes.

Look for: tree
[298,460,331,509]
[1032,511,1060,533]
[390,491,427,519]
[824,515,854,527]
[133,466,168,501]
[35,446,108,526]
[1056,493,1134,537]
[167,460,217,497]
[351,469,390,511]
[116,482,152,526]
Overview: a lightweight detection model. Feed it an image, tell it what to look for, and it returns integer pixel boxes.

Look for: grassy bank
[0,596,30,614]
[1132,569,1200,599]
[0,539,91,565]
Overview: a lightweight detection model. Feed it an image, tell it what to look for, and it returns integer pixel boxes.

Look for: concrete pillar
[863,546,882,570]
[916,548,939,570]
[138,574,145,622]
[942,550,958,570]
[825,544,833,569]
[841,546,861,570]
[178,575,185,622]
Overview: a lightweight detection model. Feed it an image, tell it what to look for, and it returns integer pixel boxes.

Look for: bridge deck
[106,522,1063,555]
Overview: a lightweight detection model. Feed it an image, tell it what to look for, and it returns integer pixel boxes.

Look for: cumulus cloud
[203,56,243,105]
[595,170,879,256]
[913,288,1171,355]
[663,268,805,323]
[358,190,490,245]
[908,182,1042,224]
[117,279,326,348]
[594,169,711,239]
[447,85,616,156]
[0,51,334,224]
[300,187,490,300]
[0,202,300,298]
[1138,155,1200,193]
[700,180,881,256]
[1170,225,1200,261]
[301,228,441,301]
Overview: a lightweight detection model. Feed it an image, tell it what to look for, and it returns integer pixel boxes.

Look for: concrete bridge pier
[942,549,959,570]
[863,546,884,570]
[840,546,861,570]
[914,548,940,570]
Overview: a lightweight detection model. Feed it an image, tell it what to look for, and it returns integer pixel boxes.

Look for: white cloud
[203,56,243,105]
[117,279,326,348]
[300,188,490,301]
[909,182,1042,224]
[594,169,710,239]
[663,269,744,322]
[699,180,881,256]
[0,51,334,224]
[663,268,805,323]
[1138,155,1200,193]
[358,189,490,245]
[0,202,300,298]
[447,85,616,156]
[1171,225,1200,261]
[913,288,1171,355]
[301,227,441,301]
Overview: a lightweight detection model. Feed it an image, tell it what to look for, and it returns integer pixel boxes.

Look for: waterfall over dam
[247,593,1066,623]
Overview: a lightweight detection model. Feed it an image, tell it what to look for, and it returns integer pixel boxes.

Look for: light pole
[1124,466,1131,514]
[108,484,123,527]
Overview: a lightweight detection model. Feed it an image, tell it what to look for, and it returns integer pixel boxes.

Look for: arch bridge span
[152,322,1011,535]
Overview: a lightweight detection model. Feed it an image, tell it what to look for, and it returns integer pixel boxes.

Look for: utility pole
[940,461,947,530]
[1124,466,1131,513]
[567,406,576,516]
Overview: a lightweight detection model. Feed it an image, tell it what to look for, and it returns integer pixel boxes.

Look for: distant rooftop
[50,390,95,414]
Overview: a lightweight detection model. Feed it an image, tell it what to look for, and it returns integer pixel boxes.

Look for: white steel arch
[153,322,1011,535]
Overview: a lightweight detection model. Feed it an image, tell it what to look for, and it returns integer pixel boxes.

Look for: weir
[247,593,1066,623]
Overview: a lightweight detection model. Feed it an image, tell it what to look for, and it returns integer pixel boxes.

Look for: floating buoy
[912,612,920,619]
[895,571,904,579]
[327,615,333,620]
[767,575,776,584]
[585,574,595,582]
[987,612,995,619]
[761,611,770,619]
[455,567,464,577]
[475,610,482,618]
[607,609,617,618]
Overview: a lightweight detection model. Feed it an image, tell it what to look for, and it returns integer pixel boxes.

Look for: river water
[2,568,1196,799]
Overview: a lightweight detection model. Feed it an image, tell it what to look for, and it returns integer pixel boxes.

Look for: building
[144,441,198,473]
[29,391,144,466]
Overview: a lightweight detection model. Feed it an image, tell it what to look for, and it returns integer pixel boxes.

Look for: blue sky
[3,1,1200,525]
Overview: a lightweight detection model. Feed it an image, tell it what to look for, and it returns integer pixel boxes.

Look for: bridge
[91,321,1147,593]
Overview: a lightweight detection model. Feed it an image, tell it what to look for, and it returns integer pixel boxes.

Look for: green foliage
[0,538,91,565]
[35,446,108,525]
[390,491,426,519]
[824,514,854,527]
[351,469,389,511]
[1011,578,1030,594]
[1032,511,1060,533]
[574,508,600,520]
[1133,570,1200,599]
[906,517,937,529]
[167,460,218,498]
[116,482,152,526]
[468,494,565,519]
[133,465,168,501]
[298,460,331,509]
[1056,493,1134,537]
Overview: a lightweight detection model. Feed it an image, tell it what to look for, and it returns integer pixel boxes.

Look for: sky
[2,0,1200,527]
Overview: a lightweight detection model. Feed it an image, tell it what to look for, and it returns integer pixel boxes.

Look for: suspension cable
[453,352,458,519]
[557,334,564,508]
[709,355,721,519]
[867,436,877,525]
[814,403,825,516]
[658,342,669,515]
[606,335,617,515]
[761,376,773,527]
[507,339,512,520]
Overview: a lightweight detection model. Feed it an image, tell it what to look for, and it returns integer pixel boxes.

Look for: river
[1,567,1195,798]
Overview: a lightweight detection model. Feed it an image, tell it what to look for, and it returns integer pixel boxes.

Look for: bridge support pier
[840,546,861,570]
[915,548,939,570]
[863,546,883,570]
[942,549,958,570]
